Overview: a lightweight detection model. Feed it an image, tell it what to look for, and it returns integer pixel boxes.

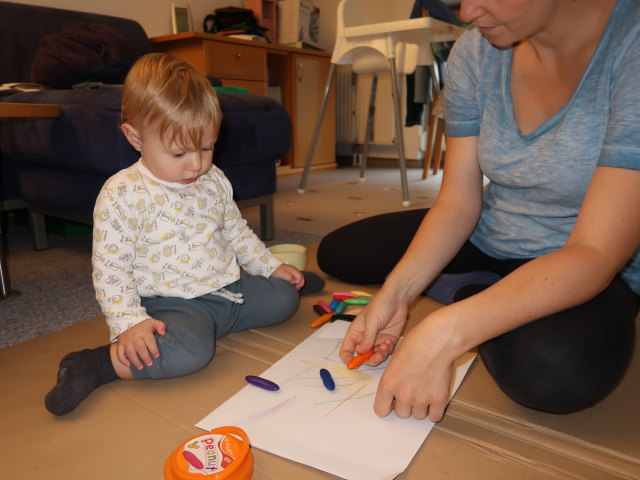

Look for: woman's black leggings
[317,209,639,414]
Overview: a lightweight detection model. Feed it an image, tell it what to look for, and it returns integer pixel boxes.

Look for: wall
[10,0,437,46]
[7,0,243,38]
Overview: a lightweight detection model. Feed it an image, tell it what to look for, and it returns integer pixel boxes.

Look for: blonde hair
[121,53,222,151]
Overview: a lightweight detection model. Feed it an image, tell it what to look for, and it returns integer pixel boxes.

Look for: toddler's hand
[115,318,166,370]
[271,263,305,290]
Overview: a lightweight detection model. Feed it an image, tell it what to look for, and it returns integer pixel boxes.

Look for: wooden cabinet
[290,53,335,168]
[150,32,336,172]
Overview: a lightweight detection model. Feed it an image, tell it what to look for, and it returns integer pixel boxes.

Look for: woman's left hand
[374,310,459,422]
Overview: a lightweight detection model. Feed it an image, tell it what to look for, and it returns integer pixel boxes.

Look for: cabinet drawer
[204,42,267,81]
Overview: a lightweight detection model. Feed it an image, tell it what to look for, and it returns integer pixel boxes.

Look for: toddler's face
[136,126,216,184]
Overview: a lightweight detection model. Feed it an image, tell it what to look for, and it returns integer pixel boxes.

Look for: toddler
[45,53,323,415]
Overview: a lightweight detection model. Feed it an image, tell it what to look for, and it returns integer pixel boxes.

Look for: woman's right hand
[339,290,408,366]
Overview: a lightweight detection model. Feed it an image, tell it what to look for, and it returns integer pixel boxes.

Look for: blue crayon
[245,375,280,391]
[319,368,335,391]
[329,298,340,311]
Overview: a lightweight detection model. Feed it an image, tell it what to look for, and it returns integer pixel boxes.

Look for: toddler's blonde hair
[122,53,222,151]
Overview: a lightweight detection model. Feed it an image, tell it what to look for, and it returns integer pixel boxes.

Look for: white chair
[297,0,464,206]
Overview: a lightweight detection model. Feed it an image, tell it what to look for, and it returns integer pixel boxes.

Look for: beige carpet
[244,165,443,236]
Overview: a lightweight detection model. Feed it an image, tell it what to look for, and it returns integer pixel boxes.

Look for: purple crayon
[245,375,280,391]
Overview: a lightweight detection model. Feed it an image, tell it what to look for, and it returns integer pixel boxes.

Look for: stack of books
[277,0,321,49]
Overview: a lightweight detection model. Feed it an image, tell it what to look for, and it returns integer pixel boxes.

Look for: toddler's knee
[150,331,215,378]
[270,279,300,321]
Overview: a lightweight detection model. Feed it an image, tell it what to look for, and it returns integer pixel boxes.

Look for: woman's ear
[121,123,142,152]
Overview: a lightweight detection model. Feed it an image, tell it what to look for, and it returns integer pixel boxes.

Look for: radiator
[335,65,397,146]
[335,65,357,144]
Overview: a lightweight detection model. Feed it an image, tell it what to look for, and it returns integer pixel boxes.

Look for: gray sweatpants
[131,274,299,379]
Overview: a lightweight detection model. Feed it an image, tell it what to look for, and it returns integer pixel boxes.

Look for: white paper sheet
[197,321,476,480]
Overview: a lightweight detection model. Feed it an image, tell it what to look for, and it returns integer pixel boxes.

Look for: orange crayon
[309,312,333,328]
[347,348,375,369]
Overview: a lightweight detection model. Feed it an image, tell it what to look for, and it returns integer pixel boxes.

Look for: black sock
[300,271,325,296]
[45,345,118,416]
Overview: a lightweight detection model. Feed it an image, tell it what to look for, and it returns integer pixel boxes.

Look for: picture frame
[171,2,192,34]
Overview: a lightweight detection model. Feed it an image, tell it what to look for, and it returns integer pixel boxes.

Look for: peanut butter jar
[165,426,253,479]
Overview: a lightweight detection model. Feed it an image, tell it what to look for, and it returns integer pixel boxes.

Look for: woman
[319,0,640,421]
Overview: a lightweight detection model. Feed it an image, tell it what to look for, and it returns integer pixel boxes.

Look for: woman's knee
[479,294,636,413]
[317,209,427,284]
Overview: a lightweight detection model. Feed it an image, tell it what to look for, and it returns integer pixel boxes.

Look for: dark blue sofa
[0,1,290,244]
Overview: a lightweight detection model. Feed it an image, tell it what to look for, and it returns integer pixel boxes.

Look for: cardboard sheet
[197,321,476,480]
[3,241,638,479]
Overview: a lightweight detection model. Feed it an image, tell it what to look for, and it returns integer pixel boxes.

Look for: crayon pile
[308,290,373,328]
[245,290,377,394]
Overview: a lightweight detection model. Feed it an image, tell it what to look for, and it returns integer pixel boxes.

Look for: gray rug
[0,221,322,349]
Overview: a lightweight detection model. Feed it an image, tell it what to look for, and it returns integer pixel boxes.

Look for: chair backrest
[338,0,410,32]
[333,0,421,75]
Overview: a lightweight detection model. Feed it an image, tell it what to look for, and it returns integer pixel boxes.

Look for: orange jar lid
[164,426,253,480]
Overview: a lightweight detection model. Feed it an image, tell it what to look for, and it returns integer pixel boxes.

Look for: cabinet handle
[235,53,242,59]
[297,63,303,82]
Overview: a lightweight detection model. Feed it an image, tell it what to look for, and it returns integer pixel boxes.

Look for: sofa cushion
[31,23,136,88]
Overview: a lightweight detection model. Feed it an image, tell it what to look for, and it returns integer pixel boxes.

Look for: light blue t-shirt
[444,0,640,294]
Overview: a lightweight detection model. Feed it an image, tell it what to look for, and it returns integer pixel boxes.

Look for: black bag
[203,7,268,38]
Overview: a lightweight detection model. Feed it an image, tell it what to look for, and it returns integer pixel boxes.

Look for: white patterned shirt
[92,160,281,341]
